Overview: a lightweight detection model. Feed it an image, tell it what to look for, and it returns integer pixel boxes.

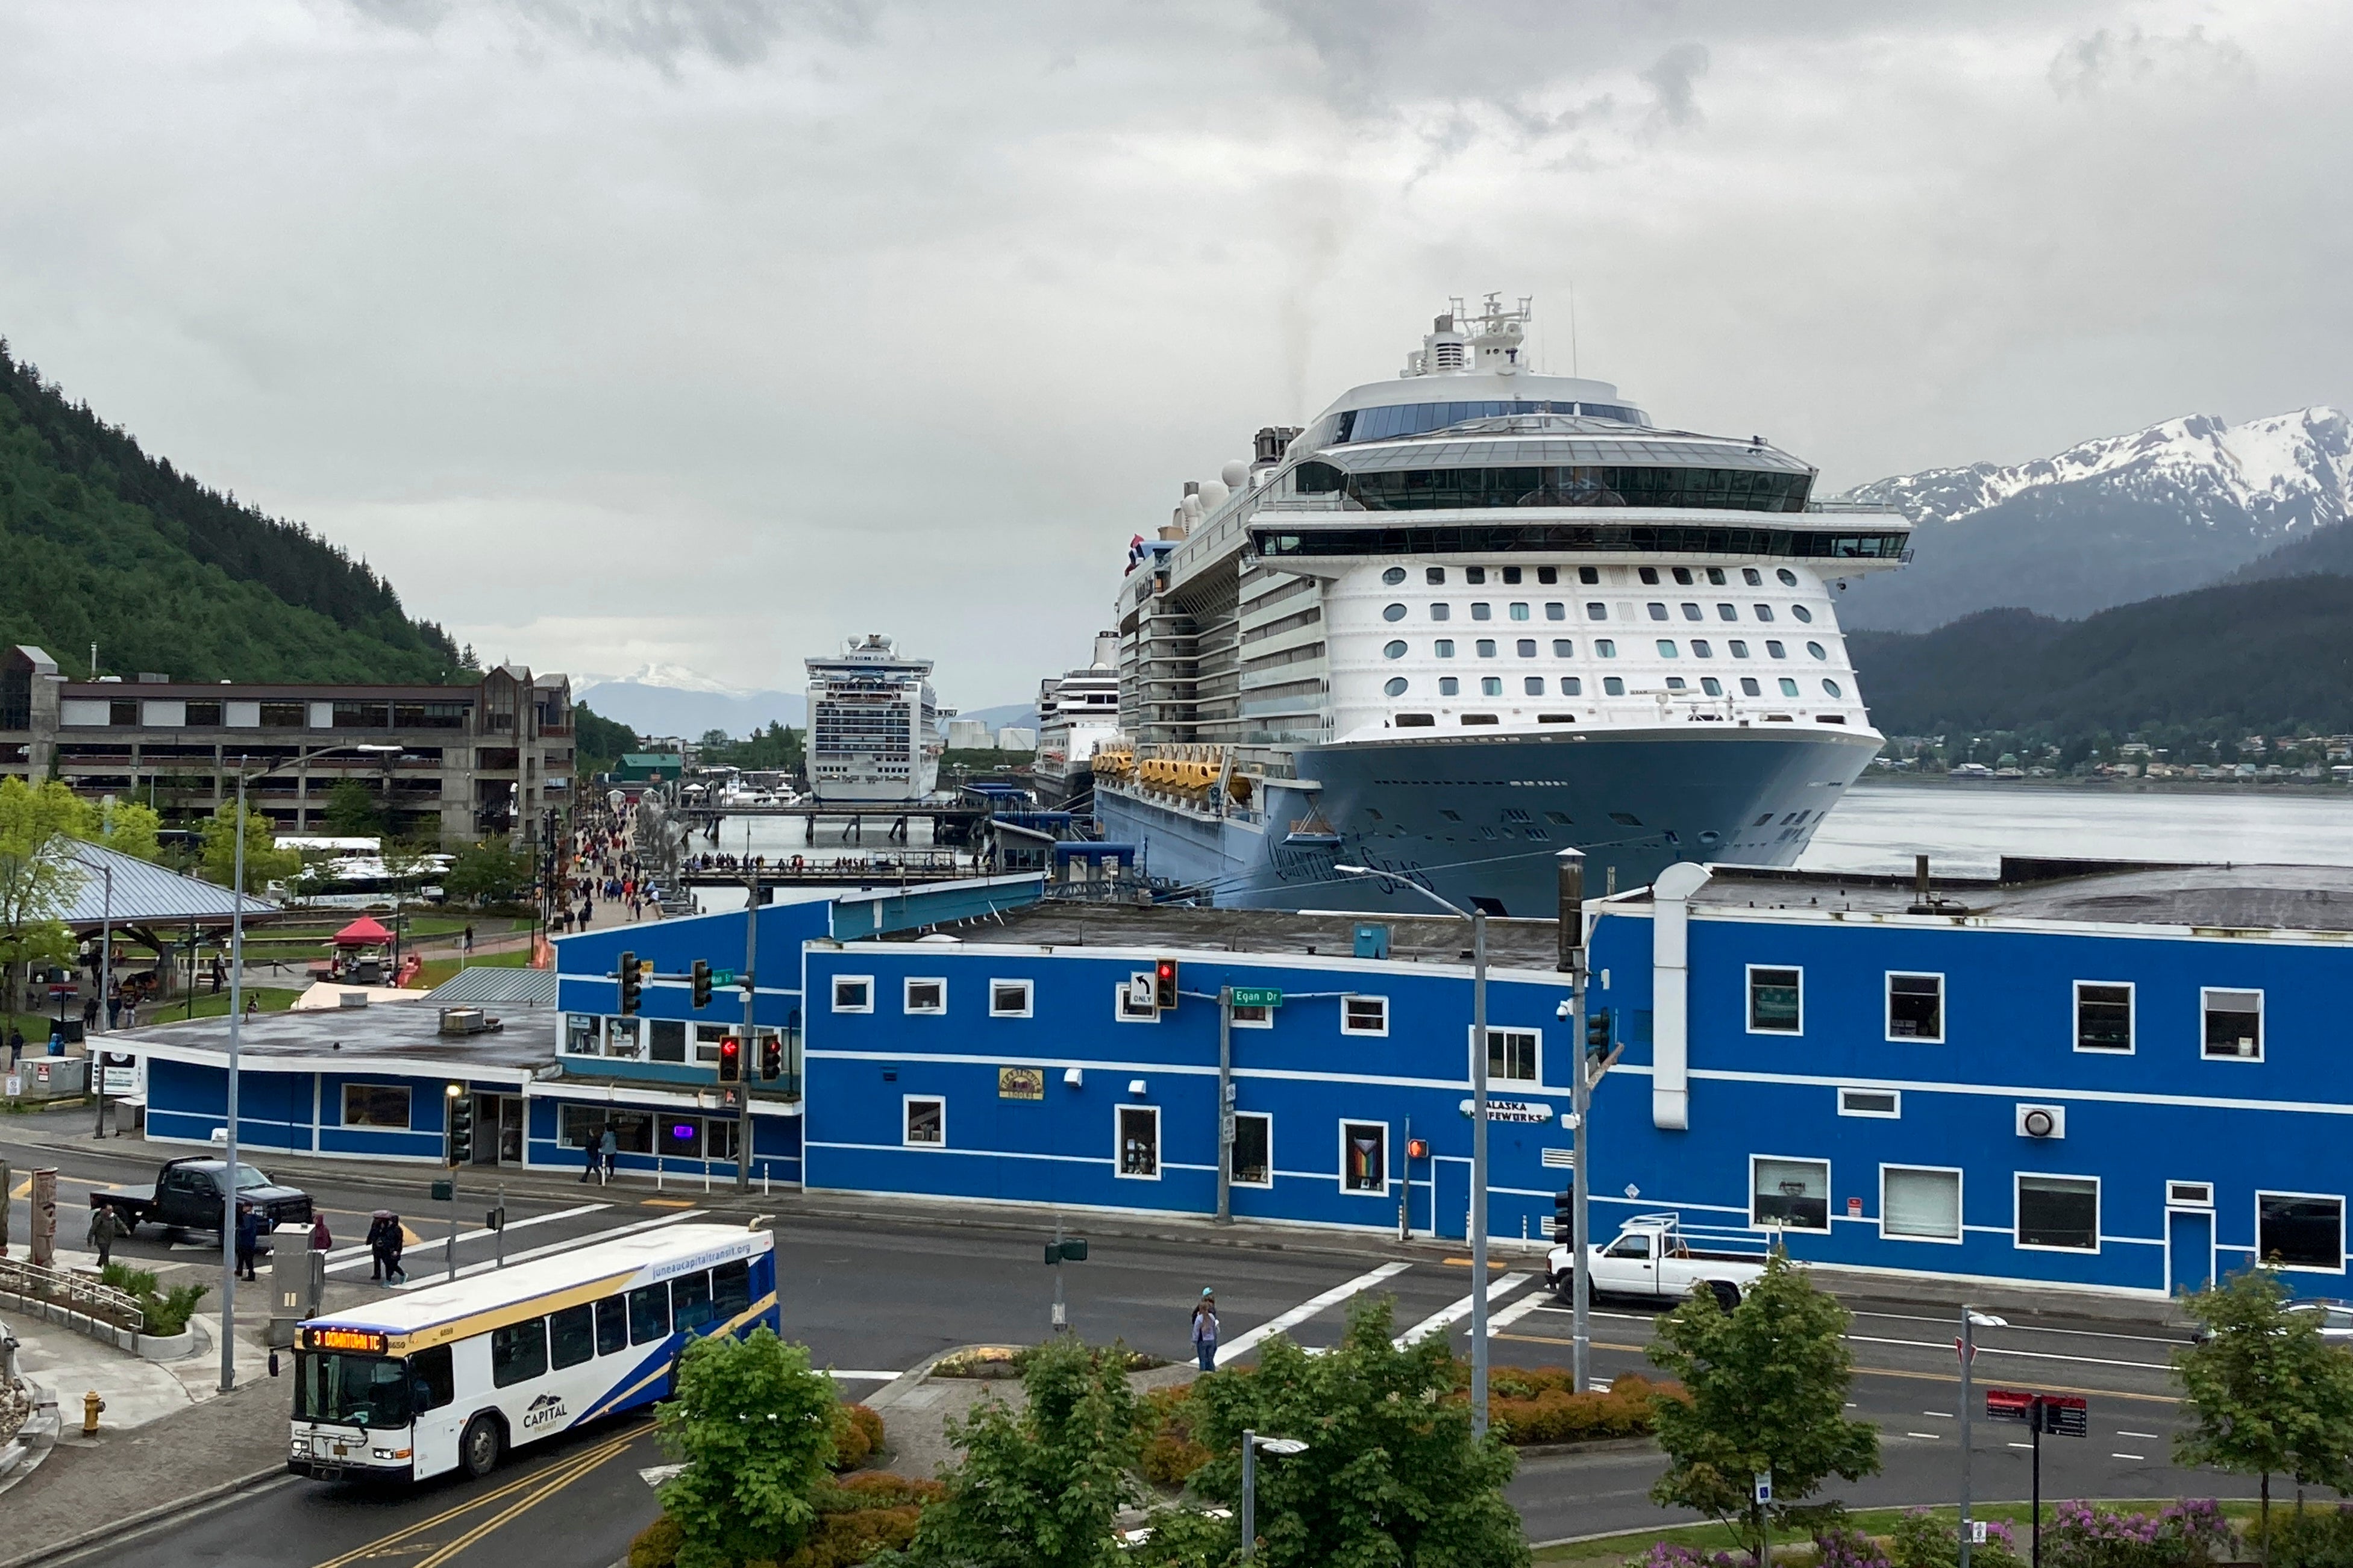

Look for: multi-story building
[0,646,571,845]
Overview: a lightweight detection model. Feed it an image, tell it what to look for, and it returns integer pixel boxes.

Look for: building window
[2203,989,2262,1060]
[1693,640,1713,658]
[1118,1105,1161,1179]
[1665,677,1687,692]
[260,701,305,729]
[1516,639,1537,657]
[1656,640,1679,658]
[186,701,222,726]
[2075,982,2132,1052]
[1479,676,1502,696]
[1509,602,1530,621]
[1886,973,1944,1042]
[1681,603,1703,621]
[1778,677,1800,697]
[1485,1027,1538,1082]
[1700,677,1723,696]
[1435,640,1455,658]
[1837,1087,1900,1119]
[1748,966,1802,1033]
[1475,640,1497,658]
[340,1084,411,1129]
[564,1014,601,1055]
[1426,567,1446,584]
[1438,677,1459,696]
[902,977,945,1014]
[1585,602,1608,620]
[1595,639,1616,657]
[904,1096,945,1148]
[1646,602,1668,621]
[1559,677,1582,696]
[1466,567,1487,584]
[1882,1166,1963,1242]
[989,979,1032,1018]
[1382,603,1408,622]
[1523,677,1545,696]
[1341,995,1389,1035]
[659,1116,704,1158]
[1232,1112,1272,1187]
[1752,1156,1830,1231]
[1766,641,1787,659]
[648,1019,686,1063]
[2017,1174,2099,1251]
[1545,602,1566,620]
[2258,1193,2344,1270]
[1431,603,1451,621]
[1471,602,1492,620]
[1740,678,1761,696]
[1231,1002,1273,1029]
[1602,676,1625,696]
[1551,639,1573,656]
[1717,604,1738,620]
[1341,1121,1388,1195]
[2169,1181,2214,1208]
[604,1019,644,1061]
[833,976,873,1013]
[490,1319,548,1388]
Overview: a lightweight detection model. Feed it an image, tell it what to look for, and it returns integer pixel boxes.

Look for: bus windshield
[297,1352,413,1429]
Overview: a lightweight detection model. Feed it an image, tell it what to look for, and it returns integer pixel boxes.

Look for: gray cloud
[1640,42,1709,130]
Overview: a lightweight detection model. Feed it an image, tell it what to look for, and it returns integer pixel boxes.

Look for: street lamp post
[1238,1431,1308,1561]
[1959,1307,2007,1568]
[1333,863,1494,1435]
[64,854,113,1139]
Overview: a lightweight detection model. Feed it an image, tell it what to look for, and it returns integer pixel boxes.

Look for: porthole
[1431,603,1452,621]
[1791,604,1814,623]
[1701,676,1723,696]
[1656,640,1679,658]
[1426,567,1446,584]
[1603,676,1625,696]
[1806,641,1828,660]
[1384,676,1409,697]
[1766,641,1787,659]
[1382,604,1407,622]
[1382,567,1407,585]
[1523,676,1545,695]
[1740,677,1761,696]
[1480,676,1503,696]
[1780,677,1800,696]
[1383,640,1408,660]
[1778,568,1799,587]
[1596,639,1617,658]
[1823,678,1843,698]
[1743,567,1763,586]
[1438,676,1460,696]
[1435,639,1455,658]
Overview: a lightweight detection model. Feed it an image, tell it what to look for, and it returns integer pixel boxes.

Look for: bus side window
[712,1260,751,1320]
[550,1304,596,1370]
[628,1282,671,1345]
[595,1296,628,1356]
[409,1345,455,1411]
[491,1320,548,1388]
[672,1271,715,1335]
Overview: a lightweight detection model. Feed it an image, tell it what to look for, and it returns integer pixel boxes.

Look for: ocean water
[1801,781,2353,876]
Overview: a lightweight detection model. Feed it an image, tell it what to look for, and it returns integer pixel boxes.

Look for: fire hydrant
[83,1391,104,1436]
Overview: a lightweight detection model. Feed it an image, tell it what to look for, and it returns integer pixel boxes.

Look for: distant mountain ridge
[1833,407,2353,631]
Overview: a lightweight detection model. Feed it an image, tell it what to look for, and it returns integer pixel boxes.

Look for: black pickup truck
[91,1157,313,1240]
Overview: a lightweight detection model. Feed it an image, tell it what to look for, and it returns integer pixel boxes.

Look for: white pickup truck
[1545,1213,1770,1311]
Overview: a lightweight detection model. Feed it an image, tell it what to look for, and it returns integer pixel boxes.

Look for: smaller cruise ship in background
[1033,633,1122,812]
[806,635,947,803]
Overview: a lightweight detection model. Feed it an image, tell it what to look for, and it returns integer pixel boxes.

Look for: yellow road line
[411,1435,641,1568]
[639,1199,695,1209]
[306,1426,645,1568]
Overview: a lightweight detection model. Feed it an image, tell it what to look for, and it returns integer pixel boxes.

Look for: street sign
[1459,1098,1555,1123]
[1753,1472,1773,1505]
[1954,1336,1978,1365]
[713,969,736,986]
[1986,1388,2087,1435]
[1971,1522,1990,1545]
[1230,987,1283,1008]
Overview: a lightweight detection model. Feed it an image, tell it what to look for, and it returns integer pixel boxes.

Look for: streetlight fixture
[1239,1430,1309,1561]
[1332,863,1496,1436]
[1958,1307,2008,1568]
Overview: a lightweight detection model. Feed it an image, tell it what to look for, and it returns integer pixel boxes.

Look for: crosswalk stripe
[1220,1261,1413,1361]
[387,1210,701,1288]
[1394,1273,1533,1347]
[323,1203,613,1275]
[1484,1282,1555,1337]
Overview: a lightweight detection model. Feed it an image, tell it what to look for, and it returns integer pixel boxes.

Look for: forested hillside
[1848,575,2353,746]
[0,339,465,682]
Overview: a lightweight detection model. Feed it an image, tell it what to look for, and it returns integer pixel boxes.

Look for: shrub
[833,1404,886,1470]
[2041,1500,2236,1568]
[1814,1526,1893,1568]
[98,1264,206,1336]
[2261,1504,2353,1568]
[1139,1385,1211,1488]
[1890,1509,2025,1568]
[628,1479,947,1568]
[1629,1542,1746,1568]
[628,1515,683,1568]
[1489,1372,1681,1446]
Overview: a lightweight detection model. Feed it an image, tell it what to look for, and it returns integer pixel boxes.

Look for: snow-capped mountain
[1834,407,2353,631]
[574,664,806,740]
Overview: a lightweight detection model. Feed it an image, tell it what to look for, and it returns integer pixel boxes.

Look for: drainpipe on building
[1649,862,1712,1131]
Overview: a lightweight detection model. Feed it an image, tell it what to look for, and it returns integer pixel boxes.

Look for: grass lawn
[1532,1499,2264,1564]
[152,987,307,1023]
[411,950,534,990]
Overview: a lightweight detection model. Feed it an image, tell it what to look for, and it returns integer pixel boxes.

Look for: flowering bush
[1890,1508,2024,1568]
[2041,1499,2236,1568]
[1813,1526,1894,1568]
[1628,1541,1746,1568]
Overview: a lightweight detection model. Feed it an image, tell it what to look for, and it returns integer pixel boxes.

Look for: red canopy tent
[330,916,395,947]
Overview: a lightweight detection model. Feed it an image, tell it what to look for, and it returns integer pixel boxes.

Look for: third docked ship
[1078,295,1914,914]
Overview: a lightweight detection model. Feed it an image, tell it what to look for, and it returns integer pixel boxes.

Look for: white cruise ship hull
[1095,723,1877,916]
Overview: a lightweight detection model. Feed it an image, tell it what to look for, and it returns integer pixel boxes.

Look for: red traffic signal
[717,1035,742,1082]
[1153,958,1178,1011]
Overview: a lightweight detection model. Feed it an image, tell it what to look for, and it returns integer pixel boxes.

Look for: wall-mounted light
[1063,1067,1083,1089]
[1127,1078,1147,1097]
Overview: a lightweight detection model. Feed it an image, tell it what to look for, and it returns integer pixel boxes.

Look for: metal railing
[0,1255,146,1331]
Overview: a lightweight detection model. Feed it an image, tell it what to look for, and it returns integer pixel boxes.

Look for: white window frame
[1749,1153,1832,1233]
[2255,1190,2347,1275]
[1230,1002,1273,1029]
[1746,964,1804,1035]
[2202,987,2264,1063]
[1116,1104,1162,1181]
[563,1014,603,1056]
[1836,1087,1901,1119]
[1339,1119,1390,1196]
[988,978,1033,1019]
[902,1095,946,1149]
[1115,977,1161,1023]
[604,1017,644,1060]
[1230,1111,1274,1188]
[1470,1025,1541,1084]
[1340,995,1390,1037]
[1884,971,1945,1044]
[2073,979,2136,1054]
[903,976,947,1016]
[832,975,874,1014]
[2014,1170,2102,1255]
[2167,1180,2214,1208]
[1879,1163,1964,1245]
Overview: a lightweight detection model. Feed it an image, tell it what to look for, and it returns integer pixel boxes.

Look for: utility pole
[1468,901,1490,1436]
[1557,849,1593,1391]
[1958,1308,2007,1568]
[1215,985,1233,1223]
[737,826,758,1195]
[219,763,247,1395]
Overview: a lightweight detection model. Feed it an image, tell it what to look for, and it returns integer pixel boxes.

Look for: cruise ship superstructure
[1089,296,1913,914]
[1033,633,1123,811]
[806,635,945,804]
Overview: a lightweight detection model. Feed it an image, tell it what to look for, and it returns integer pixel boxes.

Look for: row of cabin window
[1746,967,2267,1058]
[1383,675,1839,701]
[838,978,1421,1043]
[1380,637,1833,663]
[487,1258,756,1387]
[1380,602,1818,627]
[1379,565,1805,590]
[900,1098,1397,1194]
[1740,1156,2343,1269]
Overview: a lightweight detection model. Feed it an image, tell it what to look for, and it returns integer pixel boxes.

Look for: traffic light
[1153,958,1179,1011]
[618,951,641,1016]
[691,959,713,1009]
[446,1085,473,1166]
[759,1033,782,1081]
[1044,1237,1089,1264]
[1553,1187,1576,1246]
[1586,1007,1611,1053]
[717,1033,742,1082]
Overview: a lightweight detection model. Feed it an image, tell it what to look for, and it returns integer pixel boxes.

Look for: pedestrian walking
[87,1205,125,1269]
[122,994,138,1029]
[1191,1288,1220,1372]
[81,995,98,1031]
[599,1123,619,1181]
[365,1210,397,1281]
[234,1202,262,1281]
[105,984,122,1030]
[310,1213,333,1252]
[210,954,225,994]
[580,1128,601,1183]
[462,923,475,955]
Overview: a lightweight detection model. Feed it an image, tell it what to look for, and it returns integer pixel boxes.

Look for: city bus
[289,1222,778,1483]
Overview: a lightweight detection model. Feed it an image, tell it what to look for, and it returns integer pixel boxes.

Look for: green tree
[441,840,531,904]
[573,702,638,776]
[0,777,85,1019]
[1156,1296,1527,1568]
[1646,1253,1880,1563]
[894,1335,1145,1568]
[654,1326,843,1568]
[200,803,301,894]
[81,795,163,862]
[321,779,384,836]
[2175,1267,2353,1546]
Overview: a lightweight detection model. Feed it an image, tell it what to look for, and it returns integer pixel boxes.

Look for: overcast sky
[2,1,2344,710]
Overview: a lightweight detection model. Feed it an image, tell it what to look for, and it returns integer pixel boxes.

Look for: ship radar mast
[1402,292,1534,378]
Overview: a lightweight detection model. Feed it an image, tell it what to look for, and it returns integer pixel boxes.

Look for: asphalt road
[4,1124,2253,1567]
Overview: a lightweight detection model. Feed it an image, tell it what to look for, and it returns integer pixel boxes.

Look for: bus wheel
[459,1414,504,1480]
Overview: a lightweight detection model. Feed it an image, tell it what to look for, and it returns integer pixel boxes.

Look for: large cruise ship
[1089,296,1912,915]
[1032,633,1123,811]
[806,635,946,804]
